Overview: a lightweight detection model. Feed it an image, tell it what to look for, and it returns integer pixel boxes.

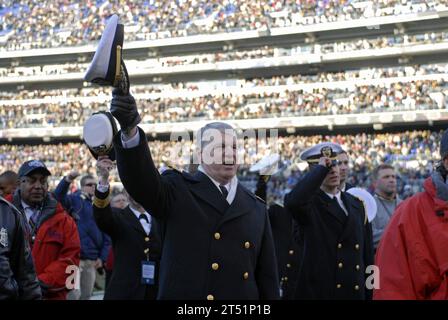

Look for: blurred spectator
[5,160,80,300]
[371,164,401,250]
[54,171,111,300]
[110,191,128,210]
[0,170,18,196]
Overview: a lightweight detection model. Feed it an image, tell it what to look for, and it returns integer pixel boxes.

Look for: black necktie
[331,196,348,221]
[219,185,229,200]
[139,214,149,224]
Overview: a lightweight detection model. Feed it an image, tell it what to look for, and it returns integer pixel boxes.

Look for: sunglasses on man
[84,183,97,187]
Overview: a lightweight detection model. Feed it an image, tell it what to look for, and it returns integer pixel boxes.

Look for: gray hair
[196,122,236,150]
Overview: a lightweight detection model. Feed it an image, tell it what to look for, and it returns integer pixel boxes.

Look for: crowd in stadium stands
[0,76,445,128]
[0,0,446,51]
[2,30,448,78]
[2,64,447,100]
[0,130,439,203]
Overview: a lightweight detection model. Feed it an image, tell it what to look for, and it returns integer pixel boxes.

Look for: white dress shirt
[324,191,348,216]
[129,206,152,235]
[121,130,140,148]
[197,165,238,205]
[21,200,38,223]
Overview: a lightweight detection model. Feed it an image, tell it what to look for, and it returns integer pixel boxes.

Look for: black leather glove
[110,89,141,133]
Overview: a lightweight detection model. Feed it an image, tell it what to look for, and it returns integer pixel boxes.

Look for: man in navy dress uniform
[284,142,374,300]
[107,96,279,300]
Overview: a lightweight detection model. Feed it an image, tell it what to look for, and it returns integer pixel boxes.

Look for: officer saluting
[284,142,374,300]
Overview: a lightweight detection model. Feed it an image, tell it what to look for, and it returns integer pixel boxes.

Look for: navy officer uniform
[86,23,279,298]
[92,186,162,300]
[255,175,300,300]
[112,127,279,300]
[284,142,374,300]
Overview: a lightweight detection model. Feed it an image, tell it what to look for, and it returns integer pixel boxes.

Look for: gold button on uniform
[145,237,150,242]
[214,233,221,240]
[144,249,149,254]
[289,250,294,255]
[207,295,214,300]
[355,265,360,271]
[355,244,360,250]
[243,272,249,280]
[354,285,360,291]
[336,284,342,289]
[212,263,219,271]
[286,263,291,268]
[338,263,343,269]
[284,277,288,282]
[244,242,250,249]
[337,243,342,249]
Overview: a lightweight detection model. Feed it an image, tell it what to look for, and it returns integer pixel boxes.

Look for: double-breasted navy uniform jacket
[284,165,374,300]
[113,128,280,300]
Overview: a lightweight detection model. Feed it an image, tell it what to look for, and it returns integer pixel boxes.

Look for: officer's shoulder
[271,201,284,209]
[238,184,265,205]
[344,192,368,224]
[160,167,185,179]
[255,195,266,204]
[344,192,363,207]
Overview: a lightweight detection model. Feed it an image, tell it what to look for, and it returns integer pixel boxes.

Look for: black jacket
[93,197,162,300]
[255,176,300,300]
[284,165,374,300]
[0,196,41,300]
[268,204,301,300]
[113,128,279,300]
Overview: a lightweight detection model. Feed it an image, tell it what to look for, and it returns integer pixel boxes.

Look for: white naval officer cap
[250,154,281,175]
[299,142,343,164]
[347,187,377,222]
[84,14,129,93]
[83,111,118,161]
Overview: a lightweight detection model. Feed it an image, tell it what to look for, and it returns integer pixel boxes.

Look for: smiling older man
[107,90,279,300]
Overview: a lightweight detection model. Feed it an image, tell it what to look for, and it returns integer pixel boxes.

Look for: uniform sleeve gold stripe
[93,196,111,209]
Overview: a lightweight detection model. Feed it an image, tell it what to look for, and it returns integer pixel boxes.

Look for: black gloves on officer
[110,89,141,133]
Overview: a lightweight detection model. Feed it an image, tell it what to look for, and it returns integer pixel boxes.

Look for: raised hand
[110,89,141,135]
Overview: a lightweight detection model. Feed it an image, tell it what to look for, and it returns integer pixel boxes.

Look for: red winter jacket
[7,193,80,300]
[374,177,448,300]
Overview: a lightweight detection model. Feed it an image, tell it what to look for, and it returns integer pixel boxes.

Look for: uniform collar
[325,190,342,201]
[129,206,150,222]
[197,165,238,204]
